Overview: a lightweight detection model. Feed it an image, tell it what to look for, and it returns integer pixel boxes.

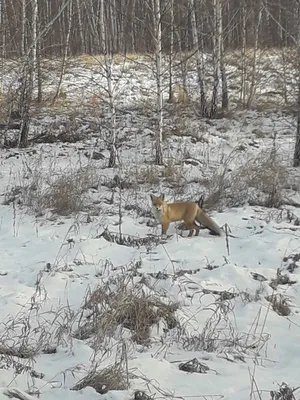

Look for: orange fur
[150,194,222,237]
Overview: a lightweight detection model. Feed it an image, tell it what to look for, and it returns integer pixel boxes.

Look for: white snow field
[0,53,300,400]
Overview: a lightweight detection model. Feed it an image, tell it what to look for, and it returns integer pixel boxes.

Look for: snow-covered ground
[0,53,300,400]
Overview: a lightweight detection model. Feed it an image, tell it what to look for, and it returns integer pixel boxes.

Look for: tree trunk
[51,0,73,104]
[219,1,228,112]
[153,0,163,165]
[76,0,85,53]
[210,0,221,118]
[100,0,106,52]
[168,0,174,102]
[176,29,188,100]
[293,1,300,167]
[1,0,6,58]
[247,0,262,109]
[240,0,247,107]
[37,31,42,103]
[189,0,208,116]
[31,0,38,83]
[294,109,300,167]
[19,63,33,148]
[101,0,117,167]
[21,0,26,56]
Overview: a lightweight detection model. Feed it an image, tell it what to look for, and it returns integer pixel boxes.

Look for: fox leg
[194,223,200,236]
[184,220,199,237]
[161,222,170,236]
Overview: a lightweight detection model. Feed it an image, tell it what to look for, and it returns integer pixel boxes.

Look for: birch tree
[31,0,38,82]
[76,0,85,53]
[0,0,299,59]
[219,1,228,112]
[21,0,26,57]
[153,0,163,165]
[239,0,247,107]
[189,0,208,116]
[247,0,262,108]
[52,0,73,104]
[18,0,37,147]
[168,0,174,102]
[101,0,117,168]
[210,0,222,118]
[293,1,300,167]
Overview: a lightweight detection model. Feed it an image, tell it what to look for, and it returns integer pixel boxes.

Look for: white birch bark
[153,0,163,165]
[1,0,6,58]
[293,1,300,167]
[21,0,26,57]
[189,0,208,116]
[100,0,117,167]
[247,0,262,108]
[220,8,228,112]
[168,0,174,102]
[210,0,221,117]
[240,0,247,107]
[76,0,85,53]
[176,29,188,99]
[31,0,38,84]
[100,0,106,52]
[52,0,73,104]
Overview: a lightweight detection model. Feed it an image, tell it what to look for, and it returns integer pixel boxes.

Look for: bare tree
[31,0,38,82]
[18,0,73,147]
[293,1,300,167]
[239,0,247,107]
[168,0,174,102]
[189,0,208,116]
[102,4,118,168]
[18,63,33,148]
[210,0,223,118]
[153,0,163,165]
[219,1,228,112]
[247,0,263,108]
[0,0,298,59]
[52,0,73,104]
[75,0,85,53]
[20,0,26,57]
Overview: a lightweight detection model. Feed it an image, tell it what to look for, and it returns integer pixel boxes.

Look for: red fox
[150,194,222,237]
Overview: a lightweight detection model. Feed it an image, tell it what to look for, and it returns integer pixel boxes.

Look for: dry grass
[182,297,270,357]
[135,165,160,185]
[133,161,183,188]
[203,149,288,210]
[40,168,97,215]
[173,85,189,105]
[76,276,178,343]
[76,54,105,66]
[72,363,128,394]
[76,52,140,67]
[270,382,300,400]
[266,294,291,317]
[5,165,98,216]
[163,159,184,187]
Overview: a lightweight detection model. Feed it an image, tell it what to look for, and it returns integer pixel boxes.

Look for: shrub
[75,276,178,343]
[72,363,128,394]
[4,165,98,216]
[203,149,288,210]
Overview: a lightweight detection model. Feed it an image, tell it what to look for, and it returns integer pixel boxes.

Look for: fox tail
[195,210,222,236]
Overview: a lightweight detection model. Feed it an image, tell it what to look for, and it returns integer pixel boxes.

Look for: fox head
[150,193,165,205]
[150,194,165,219]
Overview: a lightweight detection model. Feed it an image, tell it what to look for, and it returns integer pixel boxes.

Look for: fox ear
[160,194,165,201]
[150,194,155,200]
